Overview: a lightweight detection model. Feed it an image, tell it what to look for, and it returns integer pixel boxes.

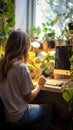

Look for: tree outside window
[35,0,73,36]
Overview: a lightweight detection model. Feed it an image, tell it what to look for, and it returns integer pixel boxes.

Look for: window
[35,0,73,35]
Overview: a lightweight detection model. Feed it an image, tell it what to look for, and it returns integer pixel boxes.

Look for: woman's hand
[38,75,46,88]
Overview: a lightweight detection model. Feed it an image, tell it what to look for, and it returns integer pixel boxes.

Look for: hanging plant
[0,0,15,47]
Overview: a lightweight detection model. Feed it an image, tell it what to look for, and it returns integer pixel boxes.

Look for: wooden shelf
[32,48,55,53]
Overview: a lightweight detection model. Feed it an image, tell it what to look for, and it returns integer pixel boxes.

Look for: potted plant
[56,4,73,45]
[55,33,66,46]
[27,51,41,79]
[41,21,56,49]
[40,52,55,78]
[27,26,42,49]
[27,26,41,42]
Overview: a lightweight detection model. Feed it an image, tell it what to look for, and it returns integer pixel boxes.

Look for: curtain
[15,0,36,32]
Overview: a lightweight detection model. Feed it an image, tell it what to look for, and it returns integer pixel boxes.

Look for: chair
[0,98,35,130]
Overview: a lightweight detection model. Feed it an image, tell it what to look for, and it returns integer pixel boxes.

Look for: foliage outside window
[36,0,73,38]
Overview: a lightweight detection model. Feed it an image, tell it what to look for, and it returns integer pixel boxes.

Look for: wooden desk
[33,78,67,93]
[42,84,61,93]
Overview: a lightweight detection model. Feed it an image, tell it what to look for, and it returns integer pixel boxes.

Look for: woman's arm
[23,76,46,102]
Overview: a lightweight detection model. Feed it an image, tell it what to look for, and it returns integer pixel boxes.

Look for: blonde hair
[0,29,30,81]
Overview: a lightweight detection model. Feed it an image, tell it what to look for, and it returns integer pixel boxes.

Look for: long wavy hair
[0,29,30,81]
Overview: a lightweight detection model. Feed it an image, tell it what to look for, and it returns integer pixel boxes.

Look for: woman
[0,29,52,130]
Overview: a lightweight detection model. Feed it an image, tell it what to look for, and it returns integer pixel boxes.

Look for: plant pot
[55,39,66,46]
[42,71,50,78]
[68,22,73,31]
[55,39,61,46]
[43,40,48,50]
[49,40,55,48]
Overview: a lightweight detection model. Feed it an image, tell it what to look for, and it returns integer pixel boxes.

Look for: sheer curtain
[15,0,36,32]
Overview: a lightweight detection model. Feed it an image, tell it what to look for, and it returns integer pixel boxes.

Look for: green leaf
[0,48,4,55]
[62,92,70,102]
[62,89,73,102]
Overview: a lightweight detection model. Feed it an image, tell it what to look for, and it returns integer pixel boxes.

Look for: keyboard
[45,79,65,87]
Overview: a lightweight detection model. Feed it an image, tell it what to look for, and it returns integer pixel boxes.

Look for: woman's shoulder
[13,62,29,72]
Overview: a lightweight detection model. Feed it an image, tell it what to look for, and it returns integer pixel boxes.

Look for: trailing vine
[0,0,15,47]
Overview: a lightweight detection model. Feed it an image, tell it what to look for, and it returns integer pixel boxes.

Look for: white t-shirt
[0,62,34,123]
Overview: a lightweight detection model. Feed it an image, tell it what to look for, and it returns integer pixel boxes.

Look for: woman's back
[0,62,33,123]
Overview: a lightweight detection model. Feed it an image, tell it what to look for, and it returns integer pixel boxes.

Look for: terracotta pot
[43,40,48,50]
[55,39,66,46]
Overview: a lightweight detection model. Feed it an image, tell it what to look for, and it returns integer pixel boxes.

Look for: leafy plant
[27,26,41,41]
[61,79,73,130]
[40,52,55,77]
[27,51,55,79]
[0,0,15,46]
[61,47,73,129]
[27,51,41,79]
[41,21,55,42]
[56,4,73,44]
[61,47,73,110]
[0,46,5,55]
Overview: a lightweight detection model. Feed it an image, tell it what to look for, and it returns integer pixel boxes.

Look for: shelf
[32,48,55,52]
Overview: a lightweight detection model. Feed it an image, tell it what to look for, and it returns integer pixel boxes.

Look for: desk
[42,85,61,93]
[33,78,67,93]
[33,81,61,93]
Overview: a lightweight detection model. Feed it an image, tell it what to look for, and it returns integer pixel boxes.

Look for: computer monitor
[54,45,73,76]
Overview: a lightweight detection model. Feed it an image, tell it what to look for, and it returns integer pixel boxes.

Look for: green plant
[40,52,55,77]
[27,26,41,41]
[61,47,73,130]
[57,4,73,28]
[0,46,5,55]
[55,35,63,40]
[27,51,41,79]
[56,4,73,44]
[61,79,73,130]
[61,48,73,111]
[41,21,55,42]
[62,27,73,45]
[0,0,15,47]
